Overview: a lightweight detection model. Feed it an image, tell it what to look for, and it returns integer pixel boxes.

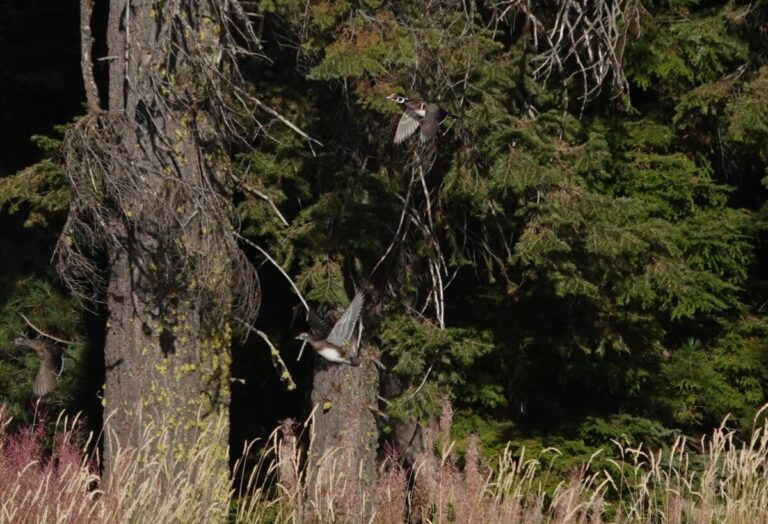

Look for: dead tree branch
[495,0,641,109]
[18,313,75,346]
[79,0,100,112]
[236,318,297,391]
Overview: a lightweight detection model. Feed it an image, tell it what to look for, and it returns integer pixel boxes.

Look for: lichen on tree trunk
[102,244,232,481]
[97,0,236,485]
[62,0,263,487]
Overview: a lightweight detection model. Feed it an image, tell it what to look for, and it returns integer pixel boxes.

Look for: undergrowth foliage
[0,409,98,523]
[3,404,768,523]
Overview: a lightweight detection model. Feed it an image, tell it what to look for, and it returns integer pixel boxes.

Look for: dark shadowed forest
[1,0,767,522]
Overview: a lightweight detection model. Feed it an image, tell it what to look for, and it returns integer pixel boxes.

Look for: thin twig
[231,173,289,227]
[253,98,323,155]
[368,169,417,278]
[18,313,75,345]
[402,361,435,404]
[234,232,310,313]
[236,318,297,391]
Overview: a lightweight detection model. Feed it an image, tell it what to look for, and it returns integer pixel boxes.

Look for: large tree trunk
[102,239,232,480]
[65,0,256,487]
[100,0,233,480]
[309,346,380,523]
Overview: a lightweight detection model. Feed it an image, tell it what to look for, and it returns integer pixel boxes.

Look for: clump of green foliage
[239,0,768,444]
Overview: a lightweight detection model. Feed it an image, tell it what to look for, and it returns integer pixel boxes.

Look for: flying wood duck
[14,337,64,397]
[295,291,364,366]
[386,94,453,144]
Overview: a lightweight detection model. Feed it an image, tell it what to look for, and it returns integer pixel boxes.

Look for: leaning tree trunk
[309,346,380,523]
[62,0,262,489]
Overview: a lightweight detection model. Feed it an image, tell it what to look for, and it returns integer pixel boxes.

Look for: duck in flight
[295,291,364,366]
[14,337,64,397]
[386,94,454,144]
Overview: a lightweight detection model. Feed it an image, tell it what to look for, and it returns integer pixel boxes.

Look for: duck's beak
[385,94,395,100]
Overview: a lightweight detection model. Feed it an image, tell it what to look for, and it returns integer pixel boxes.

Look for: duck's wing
[419,104,448,143]
[394,110,422,144]
[308,308,332,339]
[33,346,62,397]
[326,292,364,347]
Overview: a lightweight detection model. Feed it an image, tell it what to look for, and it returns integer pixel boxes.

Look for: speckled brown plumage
[14,337,64,397]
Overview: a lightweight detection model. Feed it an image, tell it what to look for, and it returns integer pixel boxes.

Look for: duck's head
[386,93,408,104]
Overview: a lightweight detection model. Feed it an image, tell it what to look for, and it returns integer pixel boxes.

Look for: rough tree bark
[309,346,380,523]
[63,0,262,489]
[104,0,210,470]
[99,0,236,483]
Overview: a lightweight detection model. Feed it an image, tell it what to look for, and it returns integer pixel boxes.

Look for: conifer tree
[1,0,766,494]
[54,0,282,483]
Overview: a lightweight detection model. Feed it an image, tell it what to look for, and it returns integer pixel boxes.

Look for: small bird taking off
[386,94,454,144]
[296,291,365,366]
[14,337,64,397]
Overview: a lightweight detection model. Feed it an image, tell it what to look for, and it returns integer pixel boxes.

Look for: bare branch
[368,170,417,278]
[500,0,640,108]
[79,0,100,112]
[230,173,289,227]
[18,313,75,346]
[236,318,297,391]
[402,361,435,404]
[253,98,323,155]
[234,232,310,314]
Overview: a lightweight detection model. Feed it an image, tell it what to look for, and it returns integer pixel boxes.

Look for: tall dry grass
[2,403,768,523]
[0,406,236,523]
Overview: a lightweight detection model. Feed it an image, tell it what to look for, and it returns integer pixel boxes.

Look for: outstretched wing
[308,308,332,339]
[419,104,448,143]
[326,292,364,347]
[394,110,422,144]
[33,347,62,397]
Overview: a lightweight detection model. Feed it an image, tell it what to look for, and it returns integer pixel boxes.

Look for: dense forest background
[1,0,767,472]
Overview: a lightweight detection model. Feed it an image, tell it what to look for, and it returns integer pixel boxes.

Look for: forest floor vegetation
[2,403,768,523]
